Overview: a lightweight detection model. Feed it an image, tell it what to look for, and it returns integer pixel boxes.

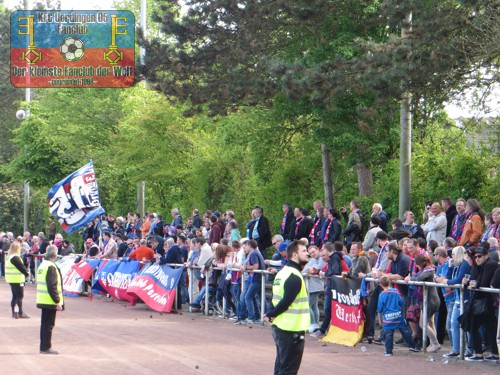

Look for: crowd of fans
[1,198,499,362]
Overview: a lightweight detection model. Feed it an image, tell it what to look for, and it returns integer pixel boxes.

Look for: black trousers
[367,285,382,337]
[40,308,57,351]
[470,310,498,355]
[436,288,447,344]
[272,325,305,375]
[10,283,24,314]
[319,287,331,333]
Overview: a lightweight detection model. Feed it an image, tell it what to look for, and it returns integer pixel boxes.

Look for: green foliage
[0,7,24,165]
[0,183,47,235]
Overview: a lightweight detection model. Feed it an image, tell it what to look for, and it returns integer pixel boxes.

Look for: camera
[16,109,26,120]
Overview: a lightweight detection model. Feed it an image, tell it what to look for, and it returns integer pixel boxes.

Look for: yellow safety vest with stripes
[5,255,25,284]
[272,265,310,332]
[36,260,63,306]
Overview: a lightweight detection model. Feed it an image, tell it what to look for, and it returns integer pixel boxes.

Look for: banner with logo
[47,161,105,234]
[57,255,85,297]
[127,264,184,313]
[92,259,120,294]
[322,276,364,346]
[11,10,135,88]
[72,258,101,281]
[106,260,141,305]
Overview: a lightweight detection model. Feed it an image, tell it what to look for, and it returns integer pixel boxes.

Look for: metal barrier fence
[26,255,499,359]
[173,264,499,360]
[360,277,499,358]
[165,264,273,321]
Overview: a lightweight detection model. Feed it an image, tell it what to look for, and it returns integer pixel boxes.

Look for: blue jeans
[244,282,261,321]
[450,302,461,353]
[309,292,320,326]
[445,301,454,345]
[385,326,415,354]
[193,285,215,306]
[231,283,241,316]
[238,279,250,320]
[180,269,188,304]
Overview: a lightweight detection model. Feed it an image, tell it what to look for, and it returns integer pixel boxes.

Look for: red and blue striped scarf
[310,217,321,244]
[451,213,466,241]
[323,218,336,242]
[294,217,303,235]
[280,214,287,235]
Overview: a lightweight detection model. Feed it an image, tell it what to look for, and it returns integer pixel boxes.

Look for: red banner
[331,300,363,333]
[127,264,184,313]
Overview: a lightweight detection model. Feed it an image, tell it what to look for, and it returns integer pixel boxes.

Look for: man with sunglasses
[465,244,499,362]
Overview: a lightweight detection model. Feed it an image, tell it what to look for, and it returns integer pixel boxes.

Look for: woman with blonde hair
[6,241,30,318]
[481,207,500,242]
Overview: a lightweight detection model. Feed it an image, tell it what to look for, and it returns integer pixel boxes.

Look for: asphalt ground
[0,280,498,375]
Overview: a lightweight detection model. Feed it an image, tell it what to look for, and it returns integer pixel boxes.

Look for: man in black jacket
[341,201,363,250]
[312,242,341,337]
[441,197,457,238]
[281,203,295,240]
[37,245,64,355]
[248,206,272,254]
[153,215,165,237]
[465,245,499,362]
[264,240,310,375]
[299,209,314,241]
[388,218,412,242]
[288,207,314,241]
[192,209,203,229]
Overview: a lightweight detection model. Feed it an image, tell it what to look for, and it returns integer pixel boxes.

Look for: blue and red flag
[72,258,101,282]
[92,259,120,295]
[47,161,105,234]
[127,264,184,313]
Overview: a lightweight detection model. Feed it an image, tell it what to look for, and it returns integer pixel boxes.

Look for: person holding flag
[264,240,310,375]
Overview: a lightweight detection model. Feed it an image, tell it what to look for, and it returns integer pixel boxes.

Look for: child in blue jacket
[377,275,419,356]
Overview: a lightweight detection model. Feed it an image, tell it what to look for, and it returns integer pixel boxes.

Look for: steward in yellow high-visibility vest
[6,255,27,284]
[37,245,64,355]
[36,260,64,307]
[5,241,30,318]
[264,240,310,375]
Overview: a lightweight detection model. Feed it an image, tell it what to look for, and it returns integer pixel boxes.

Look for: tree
[3,88,123,188]
[144,0,499,112]
[144,0,400,202]
[0,7,24,166]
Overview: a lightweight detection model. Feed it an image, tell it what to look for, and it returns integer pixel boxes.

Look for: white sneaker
[309,324,319,334]
[427,344,441,353]
[310,330,325,338]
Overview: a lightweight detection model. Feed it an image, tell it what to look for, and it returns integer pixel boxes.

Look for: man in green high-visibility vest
[264,240,310,375]
[36,245,64,355]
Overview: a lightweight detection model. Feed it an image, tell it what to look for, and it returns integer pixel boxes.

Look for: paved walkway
[0,280,497,374]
